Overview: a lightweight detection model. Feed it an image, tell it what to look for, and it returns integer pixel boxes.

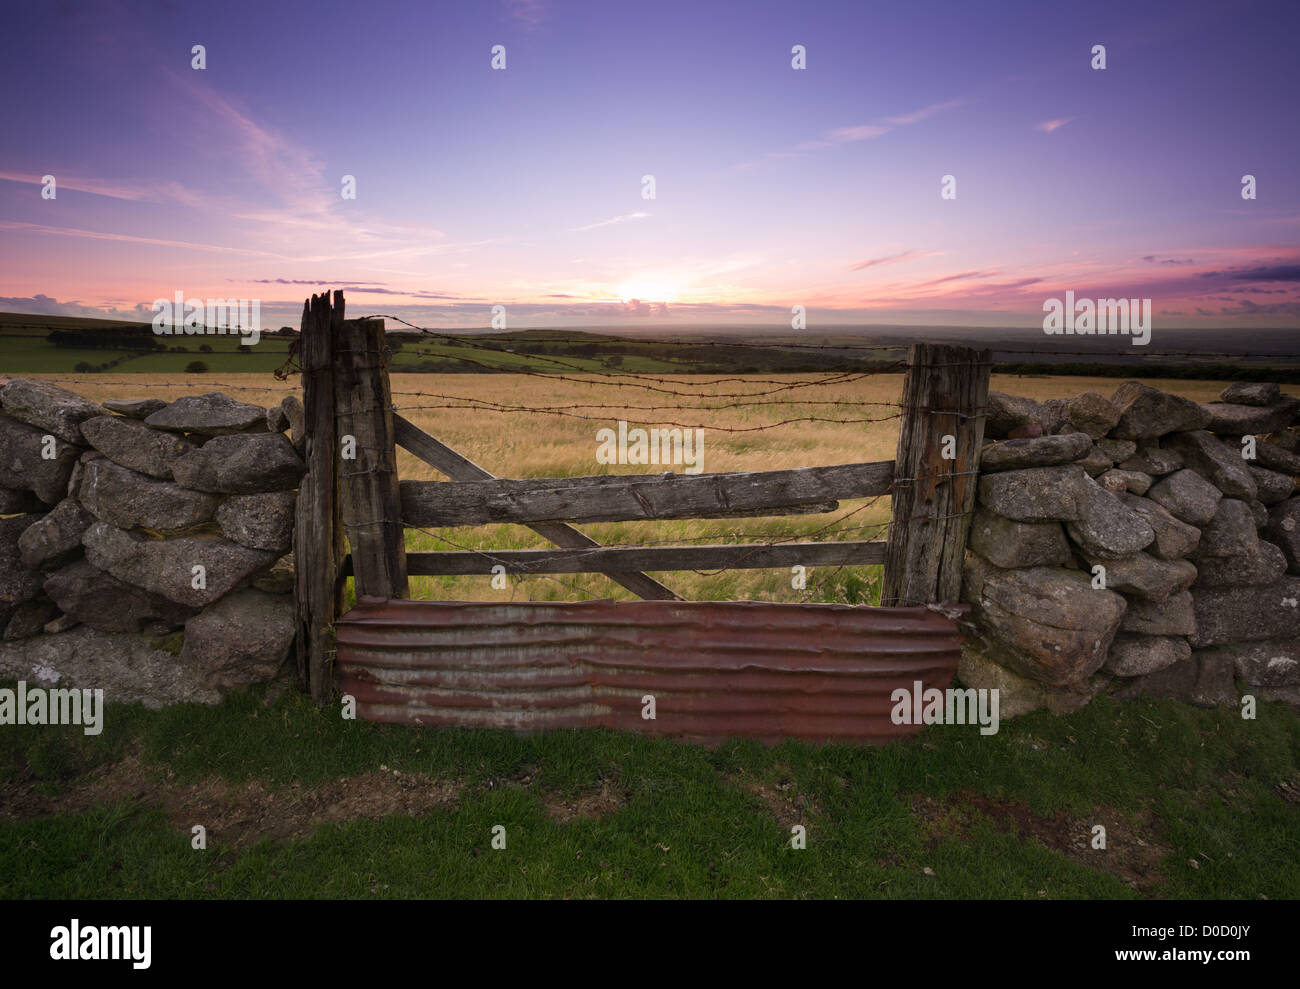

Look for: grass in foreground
[1,682,1296,899]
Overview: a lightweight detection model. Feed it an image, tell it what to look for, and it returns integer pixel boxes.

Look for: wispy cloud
[0,170,203,205]
[850,249,942,271]
[1036,117,1077,133]
[503,0,548,27]
[0,219,489,267]
[750,99,963,164]
[167,69,334,221]
[911,269,1000,289]
[0,220,280,257]
[794,121,921,152]
[883,100,966,126]
[826,124,889,143]
[144,70,458,264]
[568,211,650,233]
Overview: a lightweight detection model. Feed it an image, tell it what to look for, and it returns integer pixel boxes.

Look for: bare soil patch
[0,752,462,850]
[729,765,821,834]
[542,779,626,823]
[910,789,1167,894]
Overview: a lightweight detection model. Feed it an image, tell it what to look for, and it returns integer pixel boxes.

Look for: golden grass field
[32,371,1276,606]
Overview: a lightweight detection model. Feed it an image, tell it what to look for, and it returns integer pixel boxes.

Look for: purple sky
[1,0,1298,331]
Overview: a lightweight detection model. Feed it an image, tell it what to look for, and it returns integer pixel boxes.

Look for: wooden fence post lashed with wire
[293,290,345,705]
[291,290,991,705]
[335,316,407,601]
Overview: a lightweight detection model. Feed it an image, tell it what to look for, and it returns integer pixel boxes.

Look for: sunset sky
[1,0,1298,331]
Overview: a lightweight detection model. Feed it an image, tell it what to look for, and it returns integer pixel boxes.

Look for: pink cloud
[1036,117,1078,133]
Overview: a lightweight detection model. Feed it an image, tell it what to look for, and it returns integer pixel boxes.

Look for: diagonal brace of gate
[392,414,682,601]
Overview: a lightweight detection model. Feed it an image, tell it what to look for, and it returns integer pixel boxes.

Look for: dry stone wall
[7,374,1297,724]
[960,380,1300,716]
[0,378,306,707]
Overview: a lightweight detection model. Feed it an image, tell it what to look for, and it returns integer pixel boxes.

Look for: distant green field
[0,328,691,376]
[0,331,294,374]
[4,310,1297,381]
[0,312,707,376]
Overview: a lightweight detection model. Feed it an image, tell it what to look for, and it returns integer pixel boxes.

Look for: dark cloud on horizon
[1216,298,1300,316]
[245,279,390,286]
[1202,264,1300,282]
[244,280,473,301]
[0,294,154,320]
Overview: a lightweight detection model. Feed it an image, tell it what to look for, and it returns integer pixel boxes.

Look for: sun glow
[614,278,679,303]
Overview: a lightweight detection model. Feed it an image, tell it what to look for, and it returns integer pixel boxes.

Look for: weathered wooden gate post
[294,290,346,704]
[334,316,408,601]
[882,343,991,607]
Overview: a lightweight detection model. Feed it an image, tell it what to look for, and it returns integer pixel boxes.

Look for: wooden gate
[293,291,990,742]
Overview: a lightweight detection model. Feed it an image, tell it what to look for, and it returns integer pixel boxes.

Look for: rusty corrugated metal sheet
[335,597,966,745]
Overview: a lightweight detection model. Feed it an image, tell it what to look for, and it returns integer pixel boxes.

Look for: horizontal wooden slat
[400,460,893,527]
[394,413,680,600]
[362,541,886,575]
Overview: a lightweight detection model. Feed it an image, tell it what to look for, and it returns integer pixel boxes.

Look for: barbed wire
[389,391,989,431]
[273,339,301,380]
[402,394,903,413]
[390,400,907,431]
[414,367,887,397]
[398,353,889,396]
[389,371,887,399]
